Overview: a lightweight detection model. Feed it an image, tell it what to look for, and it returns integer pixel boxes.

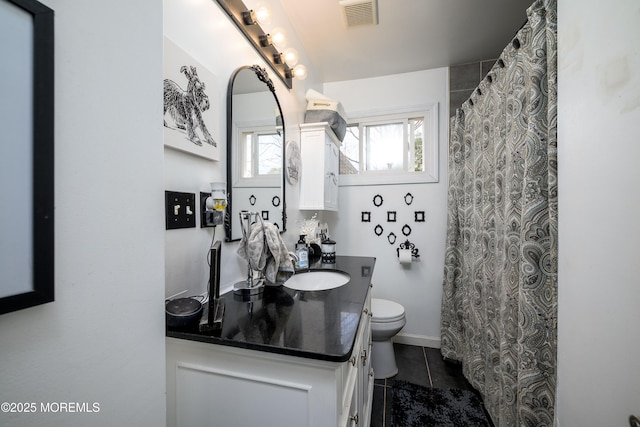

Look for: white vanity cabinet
[166,287,373,427]
[299,123,340,211]
[346,290,374,427]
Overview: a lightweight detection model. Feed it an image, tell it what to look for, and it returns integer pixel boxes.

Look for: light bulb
[270,27,287,49]
[292,64,308,80]
[282,48,299,67]
[253,2,271,25]
[212,198,227,211]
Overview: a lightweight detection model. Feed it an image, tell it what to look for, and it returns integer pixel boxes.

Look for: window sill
[338,171,439,187]
[233,176,281,188]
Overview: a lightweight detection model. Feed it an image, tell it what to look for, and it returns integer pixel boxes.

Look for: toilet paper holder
[396,240,420,259]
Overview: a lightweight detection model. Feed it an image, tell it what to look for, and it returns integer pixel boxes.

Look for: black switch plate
[200,192,224,227]
[165,191,196,230]
[200,192,214,228]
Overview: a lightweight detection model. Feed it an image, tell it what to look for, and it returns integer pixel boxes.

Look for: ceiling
[278,0,534,83]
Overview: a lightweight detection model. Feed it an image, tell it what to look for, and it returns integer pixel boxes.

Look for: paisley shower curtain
[440,0,557,426]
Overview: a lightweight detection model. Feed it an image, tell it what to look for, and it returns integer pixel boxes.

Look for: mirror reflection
[226,65,286,241]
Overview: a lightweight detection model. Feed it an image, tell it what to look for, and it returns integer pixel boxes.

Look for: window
[234,125,282,187]
[338,106,438,186]
[240,129,282,178]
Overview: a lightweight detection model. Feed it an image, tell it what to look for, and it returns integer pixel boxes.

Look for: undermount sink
[283,270,351,291]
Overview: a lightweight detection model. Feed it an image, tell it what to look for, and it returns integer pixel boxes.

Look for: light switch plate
[165,191,196,230]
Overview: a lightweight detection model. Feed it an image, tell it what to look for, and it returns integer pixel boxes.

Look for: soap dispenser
[296,235,309,269]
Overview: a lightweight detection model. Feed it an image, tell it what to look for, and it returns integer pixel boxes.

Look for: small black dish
[166,297,203,328]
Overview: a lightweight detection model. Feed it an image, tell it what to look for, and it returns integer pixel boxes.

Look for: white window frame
[338,104,439,187]
[232,123,282,188]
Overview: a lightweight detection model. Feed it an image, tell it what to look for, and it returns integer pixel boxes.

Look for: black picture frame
[0,0,54,315]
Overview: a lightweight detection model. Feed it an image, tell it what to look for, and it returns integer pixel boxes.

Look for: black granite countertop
[166,256,376,362]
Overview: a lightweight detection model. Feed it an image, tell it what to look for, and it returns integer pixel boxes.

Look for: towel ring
[234,211,266,297]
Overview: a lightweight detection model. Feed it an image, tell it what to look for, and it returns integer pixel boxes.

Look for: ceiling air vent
[339,0,378,28]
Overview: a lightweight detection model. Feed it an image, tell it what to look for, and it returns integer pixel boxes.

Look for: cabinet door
[299,123,340,211]
[358,296,373,426]
[348,384,359,427]
[324,139,339,209]
[174,364,310,427]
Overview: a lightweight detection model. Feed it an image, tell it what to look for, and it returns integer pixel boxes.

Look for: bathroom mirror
[225,65,286,241]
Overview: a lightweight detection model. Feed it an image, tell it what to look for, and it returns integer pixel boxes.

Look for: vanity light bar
[215,0,293,89]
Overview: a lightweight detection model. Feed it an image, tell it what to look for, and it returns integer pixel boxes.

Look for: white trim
[233,177,280,188]
[393,332,441,349]
[339,170,438,186]
[346,103,439,120]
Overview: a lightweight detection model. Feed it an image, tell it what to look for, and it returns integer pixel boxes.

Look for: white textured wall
[556,0,640,425]
[323,68,449,346]
[163,0,247,299]
[0,1,166,426]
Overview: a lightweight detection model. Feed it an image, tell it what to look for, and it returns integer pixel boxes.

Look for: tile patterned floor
[370,343,494,427]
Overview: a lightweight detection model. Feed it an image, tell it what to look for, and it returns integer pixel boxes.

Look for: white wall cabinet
[299,123,340,211]
[166,287,373,427]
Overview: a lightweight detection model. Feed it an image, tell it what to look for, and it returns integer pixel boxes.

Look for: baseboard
[393,333,440,349]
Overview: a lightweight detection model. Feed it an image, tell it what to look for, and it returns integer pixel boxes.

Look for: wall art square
[163,37,220,161]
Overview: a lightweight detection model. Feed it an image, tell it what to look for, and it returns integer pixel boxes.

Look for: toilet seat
[372,298,405,323]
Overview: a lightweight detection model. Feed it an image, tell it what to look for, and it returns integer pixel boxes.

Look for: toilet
[370,298,406,379]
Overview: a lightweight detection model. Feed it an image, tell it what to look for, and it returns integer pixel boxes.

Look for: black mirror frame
[0,0,54,315]
[224,65,286,242]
